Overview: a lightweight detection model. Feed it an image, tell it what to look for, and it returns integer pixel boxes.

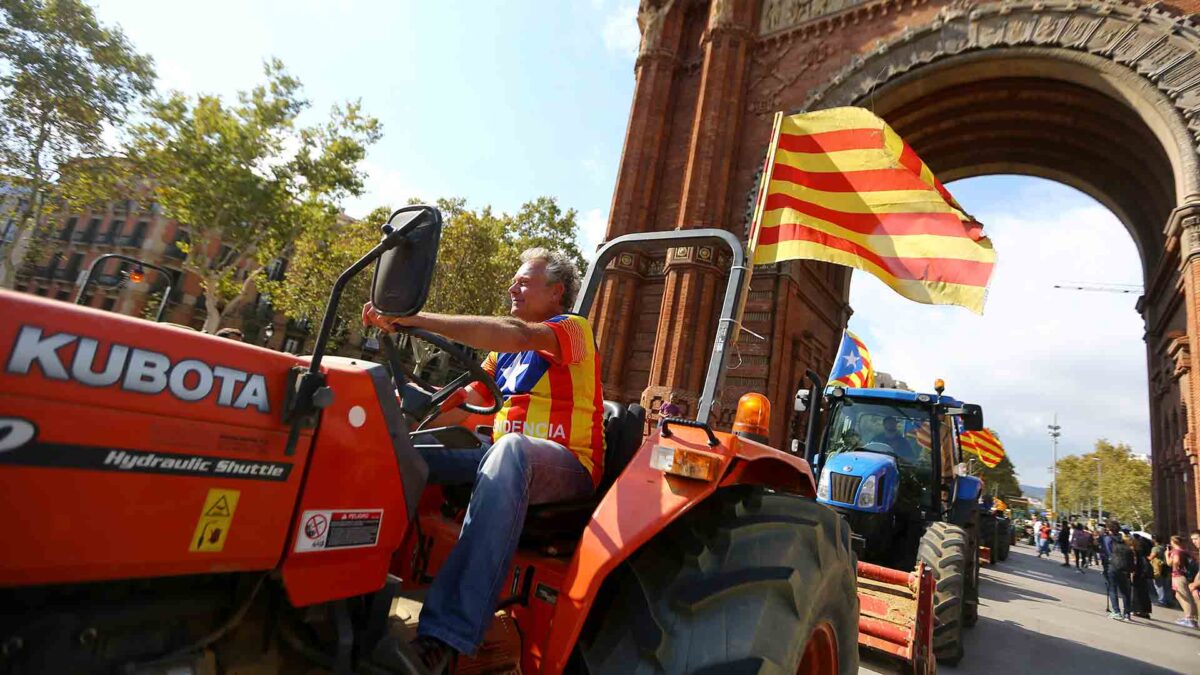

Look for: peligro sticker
[294,509,384,553]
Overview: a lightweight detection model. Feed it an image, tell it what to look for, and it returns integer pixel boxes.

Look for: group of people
[1030,518,1200,626]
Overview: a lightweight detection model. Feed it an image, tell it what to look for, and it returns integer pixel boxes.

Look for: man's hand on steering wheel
[364,302,503,428]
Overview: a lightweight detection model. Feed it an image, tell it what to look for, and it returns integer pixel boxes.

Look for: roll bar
[574,228,747,424]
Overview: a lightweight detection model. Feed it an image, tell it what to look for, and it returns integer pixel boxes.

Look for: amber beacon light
[733,393,771,443]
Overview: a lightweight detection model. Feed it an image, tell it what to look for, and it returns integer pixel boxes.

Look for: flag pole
[732,111,784,346]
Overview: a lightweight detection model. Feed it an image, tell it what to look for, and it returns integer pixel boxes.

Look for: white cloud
[602,1,640,58]
[849,180,1148,489]
[578,208,609,261]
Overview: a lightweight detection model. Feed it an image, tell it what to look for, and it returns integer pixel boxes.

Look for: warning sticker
[294,509,384,553]
[190,488,240,552]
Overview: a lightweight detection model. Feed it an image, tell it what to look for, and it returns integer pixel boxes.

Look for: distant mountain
[1020,484,1046,500]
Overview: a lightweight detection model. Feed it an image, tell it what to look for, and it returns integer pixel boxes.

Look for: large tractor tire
[996,519,1011,561]
[917,521,969,666]
[979,512,999,565]
[574,486,859,675]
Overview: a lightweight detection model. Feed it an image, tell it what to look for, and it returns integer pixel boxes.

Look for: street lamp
[1048,414,1061,517]
[1092,456,1102,520]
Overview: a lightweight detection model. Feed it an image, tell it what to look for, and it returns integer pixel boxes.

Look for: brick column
[1173,204,1200,531]
[592,2,684,406]
[644,0,757,422]
[588,252,646,398]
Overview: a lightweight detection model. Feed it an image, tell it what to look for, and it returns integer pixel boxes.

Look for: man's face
[1191,532,1200,550]
[883,418,899,435]
[508,259,563,322]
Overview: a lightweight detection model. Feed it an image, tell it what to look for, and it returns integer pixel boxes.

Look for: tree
[124,60,381,333]
[1050,439,1152,529]
[975,453,1021,499]
[264,206,387,334]
[0,0,154,287]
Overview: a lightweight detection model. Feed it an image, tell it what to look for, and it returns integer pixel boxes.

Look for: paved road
[862,541,1199,674]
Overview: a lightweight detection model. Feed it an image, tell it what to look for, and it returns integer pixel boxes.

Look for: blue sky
[94,1,1148,487]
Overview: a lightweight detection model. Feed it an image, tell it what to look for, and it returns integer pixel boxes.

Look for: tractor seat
[519,401,646,545]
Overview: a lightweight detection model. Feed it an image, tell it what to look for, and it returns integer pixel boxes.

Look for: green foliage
[268,196,586,329]
[1050,439,1152,529]
[0,0,154,286]
[974,448,1022,498]
[264,206,388,331]
[123,60,381,332]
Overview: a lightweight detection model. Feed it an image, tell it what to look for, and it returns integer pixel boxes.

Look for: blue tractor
[797,380,986,665]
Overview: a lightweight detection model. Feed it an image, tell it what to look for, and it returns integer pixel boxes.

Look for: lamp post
[1092,456,1102,520]
[1048,415,1061,517]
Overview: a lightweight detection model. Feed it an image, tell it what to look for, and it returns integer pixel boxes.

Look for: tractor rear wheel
[917,521,968,666]
[573,486,859,675]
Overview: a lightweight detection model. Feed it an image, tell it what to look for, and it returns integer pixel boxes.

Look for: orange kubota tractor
[0,206,858,675]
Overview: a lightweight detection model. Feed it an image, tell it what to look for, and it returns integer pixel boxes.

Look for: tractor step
[855,561,936,675]
[979,545,992,565]
[389,594,521,674]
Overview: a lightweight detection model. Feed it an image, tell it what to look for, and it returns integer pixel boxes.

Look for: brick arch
[600,0,1200,532]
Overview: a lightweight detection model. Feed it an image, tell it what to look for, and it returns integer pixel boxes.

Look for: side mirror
[958,403,984,431]
[371,205,443,317]
[794,388,811,412]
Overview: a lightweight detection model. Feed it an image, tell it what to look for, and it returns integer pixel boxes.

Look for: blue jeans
[1155,575,1174,606]
[1107,568,1132,615]
[416,433,594,655]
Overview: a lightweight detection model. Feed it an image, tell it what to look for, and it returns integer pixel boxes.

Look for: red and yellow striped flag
[749,108,996,313]
[960,428,1005,468]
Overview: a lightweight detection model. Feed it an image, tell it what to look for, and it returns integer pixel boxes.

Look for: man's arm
[364,304,562,362]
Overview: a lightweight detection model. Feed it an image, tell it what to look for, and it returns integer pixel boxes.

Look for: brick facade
[598,0,1200,535]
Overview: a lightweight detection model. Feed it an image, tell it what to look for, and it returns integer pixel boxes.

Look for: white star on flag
[500,361,529,394]
[842,353,860,369]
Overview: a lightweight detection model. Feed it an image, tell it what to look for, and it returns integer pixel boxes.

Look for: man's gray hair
[521,247,581,312]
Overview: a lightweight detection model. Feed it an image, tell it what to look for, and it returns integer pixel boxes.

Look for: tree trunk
[201,278,222,334]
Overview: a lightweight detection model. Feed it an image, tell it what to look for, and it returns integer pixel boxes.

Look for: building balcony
[164,245,187,260]
[71,231,96,244]
[54,268,77,281]
[115,235,143,248]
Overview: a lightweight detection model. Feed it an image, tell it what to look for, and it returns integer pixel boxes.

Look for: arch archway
[791,1,1200,537]
[600,0,1200,538]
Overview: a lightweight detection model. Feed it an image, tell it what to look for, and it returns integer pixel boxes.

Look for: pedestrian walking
[1058,521,1072,567]
[1102,520,1134,620]
[1037,522,1052,558]
[1070,522,1092,573]
[1167,534,1198,628]
[1130,532,1153,618]
[1149,534,1175,608]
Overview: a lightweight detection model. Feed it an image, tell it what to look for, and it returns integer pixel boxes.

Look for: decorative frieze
[799,0,1200,152]
[760,0,876,35]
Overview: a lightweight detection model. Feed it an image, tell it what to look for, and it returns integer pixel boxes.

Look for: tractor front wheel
[574,486,859,675]
[917,521,969,666]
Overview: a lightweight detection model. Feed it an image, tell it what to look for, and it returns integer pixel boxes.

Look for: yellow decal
[190,488,240,552]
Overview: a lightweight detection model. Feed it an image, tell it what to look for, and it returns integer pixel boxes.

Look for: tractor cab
[813,386,983,567]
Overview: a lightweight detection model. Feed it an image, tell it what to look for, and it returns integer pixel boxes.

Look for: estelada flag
[828,330,875,388]
[960,428,1005,468]
[748,107,996,314]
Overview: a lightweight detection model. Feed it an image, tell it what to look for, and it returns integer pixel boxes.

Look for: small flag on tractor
[828,330,875,388]
[746,107,996,314]
[961,428,1005,468]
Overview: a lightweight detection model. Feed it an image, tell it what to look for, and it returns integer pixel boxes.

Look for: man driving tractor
[363,247,604,673]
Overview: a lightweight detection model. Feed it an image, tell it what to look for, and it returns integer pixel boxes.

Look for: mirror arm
[309,239,390,374]
[803,369,825,469]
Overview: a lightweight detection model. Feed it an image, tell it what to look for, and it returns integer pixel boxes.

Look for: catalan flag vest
[483,314,606,487]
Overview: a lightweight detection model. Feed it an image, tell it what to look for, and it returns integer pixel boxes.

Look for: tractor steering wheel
[377,328,503,426]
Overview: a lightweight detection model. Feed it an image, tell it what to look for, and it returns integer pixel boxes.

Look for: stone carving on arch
[797,0,1200,195]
